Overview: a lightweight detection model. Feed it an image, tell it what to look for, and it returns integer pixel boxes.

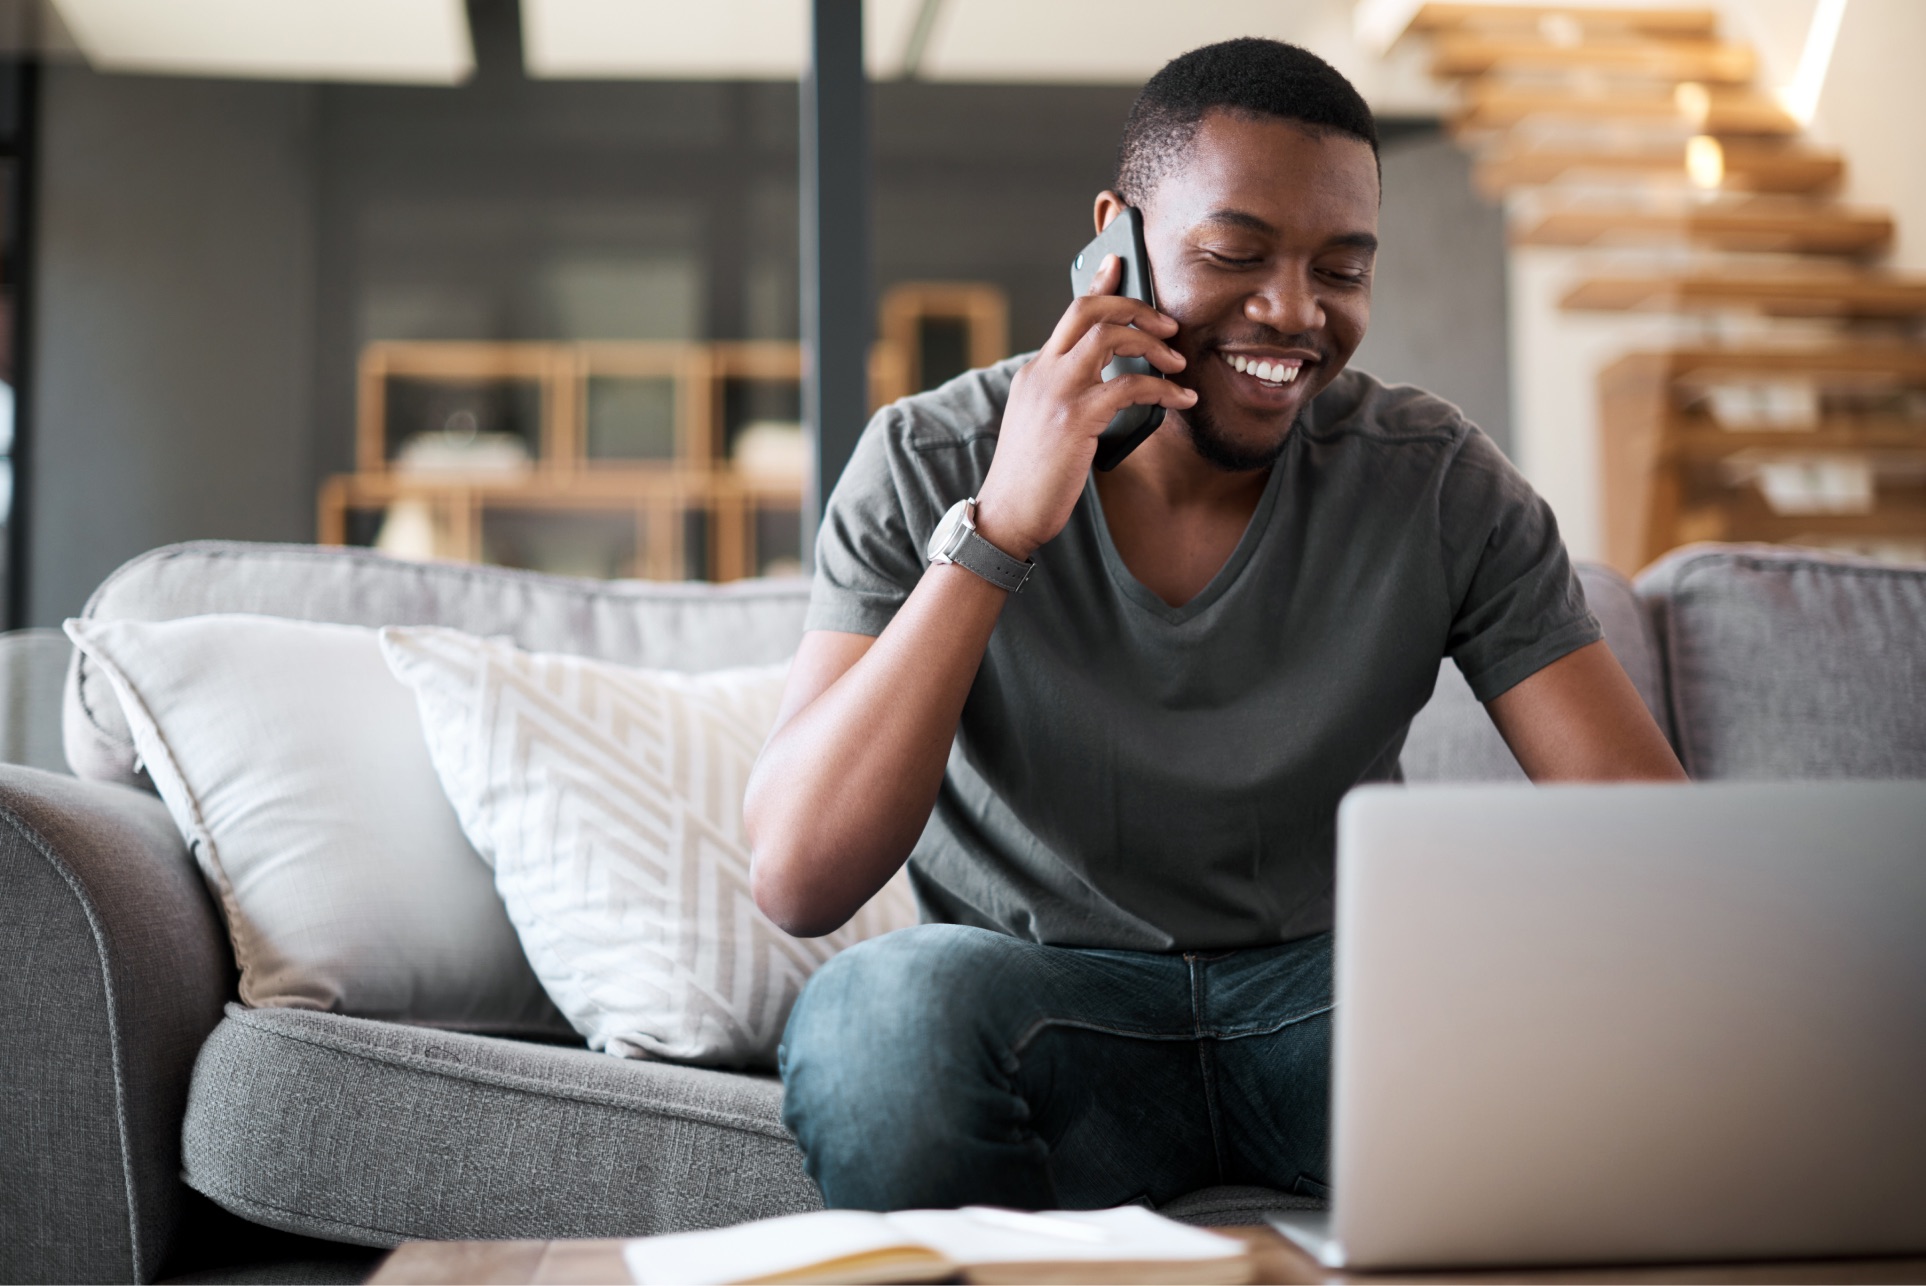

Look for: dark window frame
[0,59,38,630]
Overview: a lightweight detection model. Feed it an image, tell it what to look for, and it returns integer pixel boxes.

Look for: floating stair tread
[1603,347,1926,386]
[1669,425,1926,458]
[1432,34,1755,81]
[1565,273,1926,317]
[1694,496,1926,539]
[1569,274,1926,319]
[1477,142,1843,194]
[1457,83,1797,133]
[1518,205,1893,254]
[1406,4,1720,40]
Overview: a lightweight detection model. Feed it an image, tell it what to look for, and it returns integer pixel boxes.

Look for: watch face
[927,500,968,561]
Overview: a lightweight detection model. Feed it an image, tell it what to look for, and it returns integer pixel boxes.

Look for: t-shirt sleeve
[1438,427,1602,702]
[804,406,935,636]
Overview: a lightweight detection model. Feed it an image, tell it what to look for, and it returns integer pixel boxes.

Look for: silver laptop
[1272,781,1926,1271]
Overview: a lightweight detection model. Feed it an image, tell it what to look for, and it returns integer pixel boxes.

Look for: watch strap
[950,522,1034,593]
[930,498,1035,593]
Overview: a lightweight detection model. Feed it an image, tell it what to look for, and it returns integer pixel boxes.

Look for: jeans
[778,922,1333,1211]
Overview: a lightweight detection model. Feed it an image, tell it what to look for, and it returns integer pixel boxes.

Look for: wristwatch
[926,497,1035,593]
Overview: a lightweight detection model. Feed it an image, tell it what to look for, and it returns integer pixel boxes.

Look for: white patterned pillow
[380,626,918,1067]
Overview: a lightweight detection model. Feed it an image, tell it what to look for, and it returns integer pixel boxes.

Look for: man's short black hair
[1115,38,1380,205]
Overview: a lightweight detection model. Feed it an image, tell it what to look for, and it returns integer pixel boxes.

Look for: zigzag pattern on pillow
[383,626,918,1067]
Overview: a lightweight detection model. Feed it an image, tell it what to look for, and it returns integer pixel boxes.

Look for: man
[744,38,1684,1213]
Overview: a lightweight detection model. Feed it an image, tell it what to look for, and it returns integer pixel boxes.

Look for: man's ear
[1093,190,1128,234]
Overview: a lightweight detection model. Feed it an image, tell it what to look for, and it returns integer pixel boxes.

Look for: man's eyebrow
[1199,211,1380,253]
[1201,210,1275,235]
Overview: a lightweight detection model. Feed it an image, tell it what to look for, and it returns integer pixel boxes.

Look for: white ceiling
[40,0,1451,112]
[523,0,1447,112]
[49,0,474,83]
[523,0,927,80]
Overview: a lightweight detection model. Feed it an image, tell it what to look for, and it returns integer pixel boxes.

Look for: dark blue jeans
[778,923,1333,1211]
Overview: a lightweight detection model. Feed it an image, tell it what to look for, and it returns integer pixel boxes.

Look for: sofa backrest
[1401,562,1670,783]
[64,542,812,788]
[1635,544,1926,780]
[0,628,73,774]
[69,540,1677,793]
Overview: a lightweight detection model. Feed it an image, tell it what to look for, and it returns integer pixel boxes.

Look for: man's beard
[1179,397,1295,473]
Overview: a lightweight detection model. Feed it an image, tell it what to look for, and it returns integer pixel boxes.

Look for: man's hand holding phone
[973,254,1195,561]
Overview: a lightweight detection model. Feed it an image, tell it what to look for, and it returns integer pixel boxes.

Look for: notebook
[621,1205,1255,1285]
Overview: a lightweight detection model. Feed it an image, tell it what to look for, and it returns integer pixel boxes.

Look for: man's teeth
[1224,353,1300,384]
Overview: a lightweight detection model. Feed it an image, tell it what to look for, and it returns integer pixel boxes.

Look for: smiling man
[745,39,1684,1212]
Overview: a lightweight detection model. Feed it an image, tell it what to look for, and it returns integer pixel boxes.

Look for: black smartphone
[1068,206,1166,471]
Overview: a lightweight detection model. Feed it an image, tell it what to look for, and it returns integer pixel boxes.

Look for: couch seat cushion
[181,1006,820,1248]
[1638,545,1926,779]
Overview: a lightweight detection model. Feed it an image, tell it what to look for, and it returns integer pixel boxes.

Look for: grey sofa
[5,540,1923,1283]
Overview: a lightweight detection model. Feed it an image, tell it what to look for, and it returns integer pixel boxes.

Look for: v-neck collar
[1084,447,1289,626]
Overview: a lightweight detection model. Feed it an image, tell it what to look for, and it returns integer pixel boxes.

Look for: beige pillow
[63,614,567,1033]
[380,626,918,1067]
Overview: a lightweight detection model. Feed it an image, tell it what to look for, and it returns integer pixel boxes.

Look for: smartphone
[1068,206,1166,471]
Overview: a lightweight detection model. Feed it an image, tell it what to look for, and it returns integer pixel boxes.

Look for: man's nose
[1244,269,1322,335]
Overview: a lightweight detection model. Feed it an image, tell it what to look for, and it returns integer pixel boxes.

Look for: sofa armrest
[0,765,229,1283]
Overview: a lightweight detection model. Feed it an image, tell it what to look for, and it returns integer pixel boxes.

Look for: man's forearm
[1485,641,1688,782]
[745,563,1011,936]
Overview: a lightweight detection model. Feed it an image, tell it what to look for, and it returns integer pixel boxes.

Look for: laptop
[1271,780,1926,1271]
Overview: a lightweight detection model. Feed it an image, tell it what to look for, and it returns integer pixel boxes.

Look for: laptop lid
[1329,781,1926,1271]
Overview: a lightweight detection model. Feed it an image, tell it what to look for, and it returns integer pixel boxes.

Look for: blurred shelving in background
[320,282,1007,582]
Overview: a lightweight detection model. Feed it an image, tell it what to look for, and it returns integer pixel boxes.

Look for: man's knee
[779,924,1046,1207]
[781,923,1023,1092]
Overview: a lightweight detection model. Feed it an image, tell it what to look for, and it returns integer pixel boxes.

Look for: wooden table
[368,1226,1926,1285]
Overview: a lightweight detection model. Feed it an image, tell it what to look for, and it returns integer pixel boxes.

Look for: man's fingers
[1082,253,1122,297]
[1069,321,1187,376]
[1069,293,1179,334]
[1042,294,1178,356]
[1090,372,1198,414]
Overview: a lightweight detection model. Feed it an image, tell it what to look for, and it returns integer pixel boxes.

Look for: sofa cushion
[1402,563,1669,782]
[181,1005,822,1248]
[1637,544,1926,779]
[383,628,917,1067]
[66,615,565,1035]
[65,542,812,789]
[182,1005,1321,1250]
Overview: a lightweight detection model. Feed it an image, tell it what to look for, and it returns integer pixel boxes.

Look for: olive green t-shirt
[806,356,1600,950]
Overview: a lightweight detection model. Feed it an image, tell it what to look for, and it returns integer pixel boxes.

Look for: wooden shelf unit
[873,282,1012,406]
[1598,349,1926,574]
[356,342,566,478]
[322,285,1009,583]
[320,470,683,579]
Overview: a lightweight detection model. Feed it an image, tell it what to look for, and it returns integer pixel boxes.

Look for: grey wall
[304,70,1147,485]
[1351,124,1511,451]
[28,68,317,625]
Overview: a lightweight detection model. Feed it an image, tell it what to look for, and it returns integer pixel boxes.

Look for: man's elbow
[749,843,848,939]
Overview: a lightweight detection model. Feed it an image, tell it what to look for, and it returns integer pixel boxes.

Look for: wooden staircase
[1517,199,1893,256]
[1393,2,1926,574]
[1476,138,1844,197]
